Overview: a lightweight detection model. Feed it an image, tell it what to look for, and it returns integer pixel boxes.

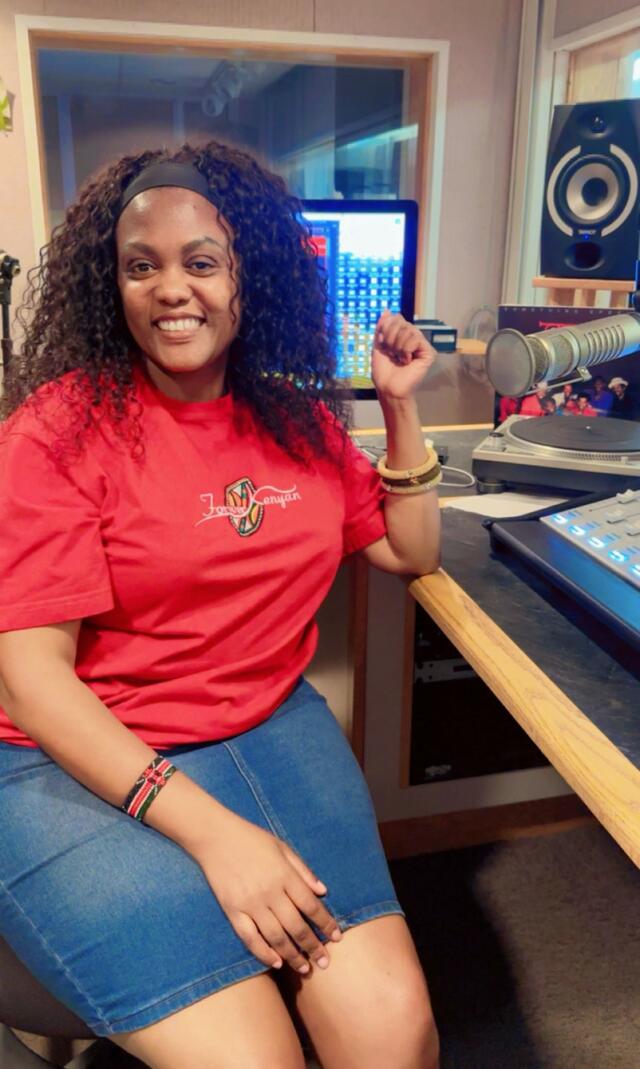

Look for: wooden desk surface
[410,567,640,869]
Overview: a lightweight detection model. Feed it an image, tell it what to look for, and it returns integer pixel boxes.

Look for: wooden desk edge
[409,569,640,869]
[353,423,493,437]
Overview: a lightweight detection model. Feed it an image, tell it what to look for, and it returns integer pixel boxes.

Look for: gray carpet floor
[390,824,640,1069]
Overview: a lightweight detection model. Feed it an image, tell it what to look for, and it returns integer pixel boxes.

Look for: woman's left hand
[370,310,436,401]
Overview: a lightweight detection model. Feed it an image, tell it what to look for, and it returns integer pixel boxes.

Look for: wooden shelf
[532,275,635,309]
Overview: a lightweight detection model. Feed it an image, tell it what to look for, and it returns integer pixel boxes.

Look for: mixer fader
[542,489,640,589]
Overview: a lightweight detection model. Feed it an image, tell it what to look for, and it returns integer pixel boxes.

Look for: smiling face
[116,187,240,401]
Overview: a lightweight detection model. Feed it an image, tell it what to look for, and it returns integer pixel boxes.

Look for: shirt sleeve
[0,429,114,631]
[340,434,387,557]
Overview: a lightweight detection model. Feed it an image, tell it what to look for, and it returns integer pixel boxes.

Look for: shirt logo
[196,477,302,537]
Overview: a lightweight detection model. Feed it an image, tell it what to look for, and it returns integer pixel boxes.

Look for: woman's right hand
[194,810,343,974]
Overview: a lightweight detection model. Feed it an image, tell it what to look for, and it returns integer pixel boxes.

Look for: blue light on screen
[302,209,406,385]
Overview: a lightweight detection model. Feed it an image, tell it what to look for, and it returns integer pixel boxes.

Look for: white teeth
[156,318,202,332]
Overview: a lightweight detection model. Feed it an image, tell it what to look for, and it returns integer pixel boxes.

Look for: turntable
[472,415,640,496]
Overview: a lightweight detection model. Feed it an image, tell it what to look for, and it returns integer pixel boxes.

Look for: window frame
[503,0,640,306]
[16,14,449,317]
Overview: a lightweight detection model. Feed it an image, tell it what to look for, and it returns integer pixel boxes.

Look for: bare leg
[109,971,306,1069]
[280,915,439,1069]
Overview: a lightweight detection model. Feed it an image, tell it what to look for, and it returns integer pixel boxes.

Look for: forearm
[0,665,232,859]
[380,395,441,574]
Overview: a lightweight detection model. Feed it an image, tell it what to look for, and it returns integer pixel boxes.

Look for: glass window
[568,28,640,103]
[35,44,426,233]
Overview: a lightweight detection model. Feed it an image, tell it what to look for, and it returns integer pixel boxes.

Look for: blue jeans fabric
[0,679,403,1036]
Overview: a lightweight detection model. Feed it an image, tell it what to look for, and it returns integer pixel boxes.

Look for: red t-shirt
[0,367,386,748]
[519,394,546,417]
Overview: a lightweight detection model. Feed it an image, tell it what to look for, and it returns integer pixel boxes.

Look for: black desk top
[439,506,640,771]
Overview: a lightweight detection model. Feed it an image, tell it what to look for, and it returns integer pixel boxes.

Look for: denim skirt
[0,679,403,1037]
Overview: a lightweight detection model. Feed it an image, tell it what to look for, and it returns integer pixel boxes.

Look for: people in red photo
[519,383,550,417]
[540,396,557,416]
[552,383,579,414]
[575,393,598,417]
[498,394,520,422]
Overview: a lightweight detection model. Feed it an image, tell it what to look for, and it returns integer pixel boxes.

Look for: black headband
[118,161,215,216]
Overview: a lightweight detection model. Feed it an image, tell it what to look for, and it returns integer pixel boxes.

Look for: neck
[143,357,228,402]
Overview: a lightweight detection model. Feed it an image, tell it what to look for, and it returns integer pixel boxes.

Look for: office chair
[0,934,135,1068]
[1,935,320,1068]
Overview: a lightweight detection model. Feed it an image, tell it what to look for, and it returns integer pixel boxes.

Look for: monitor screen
[301,200,418,394]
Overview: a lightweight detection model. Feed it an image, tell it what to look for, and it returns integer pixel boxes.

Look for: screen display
[302,201,417,392]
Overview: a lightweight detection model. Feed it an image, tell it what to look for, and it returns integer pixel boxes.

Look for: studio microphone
[485,311,640,397]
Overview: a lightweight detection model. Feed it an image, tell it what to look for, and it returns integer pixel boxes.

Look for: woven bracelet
[121,755,177,822]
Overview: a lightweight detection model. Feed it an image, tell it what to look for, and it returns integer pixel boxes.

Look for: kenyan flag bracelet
[121,755,177,821]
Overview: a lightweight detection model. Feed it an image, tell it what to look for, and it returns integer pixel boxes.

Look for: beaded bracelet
[121,755,177,822]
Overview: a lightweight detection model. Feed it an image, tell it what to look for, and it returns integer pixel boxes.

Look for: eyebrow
[121,237,226,256]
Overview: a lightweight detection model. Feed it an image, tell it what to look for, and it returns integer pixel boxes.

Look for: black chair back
[0,935,93,1038]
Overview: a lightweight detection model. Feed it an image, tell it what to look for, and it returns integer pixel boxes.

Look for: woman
[0,142,441,1069]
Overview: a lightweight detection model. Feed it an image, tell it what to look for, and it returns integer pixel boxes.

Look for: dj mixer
[488,489,640,649]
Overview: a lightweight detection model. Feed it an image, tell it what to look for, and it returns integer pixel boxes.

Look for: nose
[153,266,193,305]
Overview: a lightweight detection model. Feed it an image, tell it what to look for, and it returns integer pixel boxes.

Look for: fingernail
[316,955,330,969]
[316,880,327,893]
[273,959,283,969]
[299,963,310,974]
[330,928,342,942]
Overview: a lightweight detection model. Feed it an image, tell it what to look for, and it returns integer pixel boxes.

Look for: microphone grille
[527,334,553,379]
[536,332,575,379]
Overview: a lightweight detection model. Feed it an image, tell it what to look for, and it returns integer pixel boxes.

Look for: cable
[439,465,476,489]
[354,439,476,489]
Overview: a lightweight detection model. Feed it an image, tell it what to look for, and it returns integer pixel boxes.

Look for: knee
[382,977,440,1069]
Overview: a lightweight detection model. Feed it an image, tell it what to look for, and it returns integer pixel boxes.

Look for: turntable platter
[507,415,640,456]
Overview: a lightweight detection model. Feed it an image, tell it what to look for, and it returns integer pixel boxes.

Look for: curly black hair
[3,140,351,464]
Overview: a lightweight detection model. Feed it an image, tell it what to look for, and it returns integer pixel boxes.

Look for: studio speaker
[540,99,640,280]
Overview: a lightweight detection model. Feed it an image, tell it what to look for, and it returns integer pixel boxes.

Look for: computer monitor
[301,200,418,396]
